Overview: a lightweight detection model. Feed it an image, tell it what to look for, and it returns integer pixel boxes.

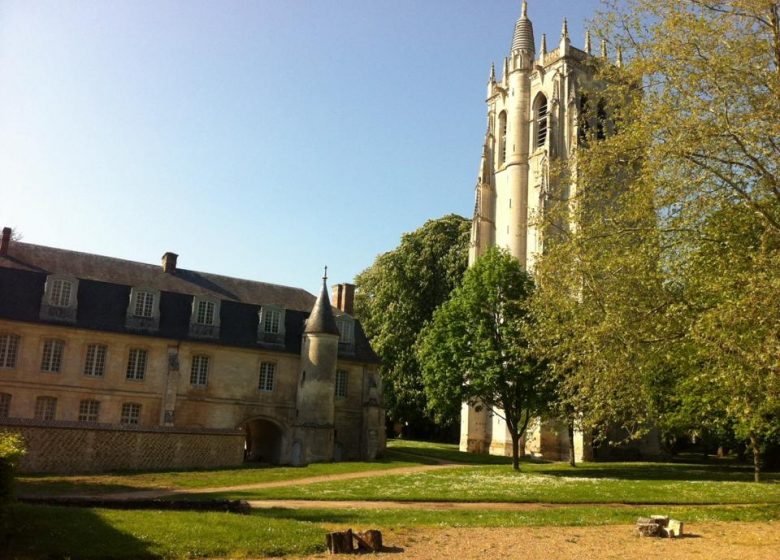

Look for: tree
[417,247,551,470]
[533,0,780,479]
[354,214,470,436]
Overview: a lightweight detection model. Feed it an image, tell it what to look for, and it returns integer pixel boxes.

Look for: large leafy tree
[533,0,780,479]
[418,247,551,470]
[354,214,470,435]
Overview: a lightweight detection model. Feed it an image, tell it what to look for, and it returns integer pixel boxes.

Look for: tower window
[498,111,507,165]
[335,370,348,398]
[535,95,548,148]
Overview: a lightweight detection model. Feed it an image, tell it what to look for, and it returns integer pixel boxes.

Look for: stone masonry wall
[1,419,245,474]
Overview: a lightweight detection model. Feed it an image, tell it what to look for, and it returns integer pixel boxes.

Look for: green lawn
[17,455,425,497]
[1,504,325,559]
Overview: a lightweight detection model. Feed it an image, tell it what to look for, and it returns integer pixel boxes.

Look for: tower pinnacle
[511,1,535,54]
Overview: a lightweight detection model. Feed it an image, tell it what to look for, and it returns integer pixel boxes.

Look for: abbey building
[461,2,640,461]
[0,227,385,473]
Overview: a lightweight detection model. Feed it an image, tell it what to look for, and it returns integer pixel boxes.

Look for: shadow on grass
[2,503,154,559]
[540,462,780,483]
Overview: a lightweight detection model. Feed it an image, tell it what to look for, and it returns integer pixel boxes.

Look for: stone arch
[241,416,285,464]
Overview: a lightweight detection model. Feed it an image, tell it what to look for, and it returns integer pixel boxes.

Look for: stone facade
[0,229,385,473]
[462,3,655,462]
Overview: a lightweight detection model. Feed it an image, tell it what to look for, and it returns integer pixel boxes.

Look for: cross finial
[521,1,528,18]
[323,266,328,282]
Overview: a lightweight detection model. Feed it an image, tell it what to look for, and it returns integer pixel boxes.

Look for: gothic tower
[462,1,612,459]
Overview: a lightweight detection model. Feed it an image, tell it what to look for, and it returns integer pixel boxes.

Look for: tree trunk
[510,429,520,471]
[750,434,762,483]
[568,418,576,467]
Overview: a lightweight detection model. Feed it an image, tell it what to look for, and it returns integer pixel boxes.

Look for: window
[498,111,507,164]
[78,399,100,423]
[336,317,354,346]
[195,300,215,325]
[35,396,57,421]
[120,403,142,425]
[190,355,209,386]
[134,291,155,318]
[0,393,10,418]
[126,348,147,380]
[49,279,72,307]
[41,339,64,372]
[0,334,19,369]
[535,94,548,148]
[262,308,281,334]
[335,370,348,398]
[258,362,275,392]
[84,344,107,377]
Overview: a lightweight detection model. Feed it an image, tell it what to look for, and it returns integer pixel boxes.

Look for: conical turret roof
[304,274,340,336]
[511,1,535,53]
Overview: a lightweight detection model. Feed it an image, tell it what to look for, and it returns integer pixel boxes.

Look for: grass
[4,502,779,559]
[17,455,425,497]
[2,503,326,559]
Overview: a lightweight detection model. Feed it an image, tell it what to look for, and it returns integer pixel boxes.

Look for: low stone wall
[0,419,245,474]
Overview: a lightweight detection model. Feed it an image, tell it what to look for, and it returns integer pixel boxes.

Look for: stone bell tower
[292,270,340,465]
[463,1,616,460]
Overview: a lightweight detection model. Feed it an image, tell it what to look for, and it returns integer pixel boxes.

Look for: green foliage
[0,431,26,502]
[354,214,470,433]
[418,248,551,469]
[533,0,780,477]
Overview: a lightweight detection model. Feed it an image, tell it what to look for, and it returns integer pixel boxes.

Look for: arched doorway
[243,417,284,464]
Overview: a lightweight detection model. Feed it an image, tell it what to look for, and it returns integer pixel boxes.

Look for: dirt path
[88,463,467,500]
[247,499,633,511]
[290,522,780,560]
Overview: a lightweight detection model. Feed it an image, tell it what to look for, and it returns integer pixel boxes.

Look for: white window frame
[50,278,73,307]
[126,348,148,381]
[0,333,20,369]
[193,298,218,326]
[40,275,79,322]
[336,316,355,345]
[134,290,155,318]
[84,343,108,377]
[258,362,275,392]
[78,399,100,423]
[41,339,65,373]
[335,370,348,398]
[120,402,142,425]
[0,393,10,418]
[190,354,209,387]
[35,396,57,420]
[261,307,281,334]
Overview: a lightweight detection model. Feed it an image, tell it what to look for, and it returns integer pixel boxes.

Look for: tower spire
[601,39,608,58]
[585,30,592,54]
[490,63,495,82]
[616,45,623,67]
[559,17,570,55]
[539,33,547,61]
[521,0,528,19]
[510,0,535,54]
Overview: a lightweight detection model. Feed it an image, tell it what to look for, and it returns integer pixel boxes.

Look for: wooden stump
[326,530,354,554]
[354,530,383,552]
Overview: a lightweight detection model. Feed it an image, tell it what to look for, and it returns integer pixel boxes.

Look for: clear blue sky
[1,0,604,295]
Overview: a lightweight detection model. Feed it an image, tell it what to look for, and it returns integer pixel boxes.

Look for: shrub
[0,431,26,502]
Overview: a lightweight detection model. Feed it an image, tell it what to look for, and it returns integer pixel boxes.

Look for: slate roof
[0,241,379,364]
[304,280,341,336]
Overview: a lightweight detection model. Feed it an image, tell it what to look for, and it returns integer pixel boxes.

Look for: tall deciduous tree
[418,247,551,470]
[534,0,780,479]
[354,214,470,435]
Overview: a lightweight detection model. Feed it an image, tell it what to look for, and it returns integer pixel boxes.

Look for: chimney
[331,283,355,315]
[0,227,11,256]
[161,252,178,273]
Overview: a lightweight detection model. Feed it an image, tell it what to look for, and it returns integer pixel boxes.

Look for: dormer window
[258,305,286,344]
[40,275,79,323]
[336,316,355,353]
[50,279,72,307]
[126,288,160,331]
[189,296,220,338]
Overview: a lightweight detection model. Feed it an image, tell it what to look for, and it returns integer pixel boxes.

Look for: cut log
[326,530,354,554]
[637,521,661,537]
[354,530,383,552]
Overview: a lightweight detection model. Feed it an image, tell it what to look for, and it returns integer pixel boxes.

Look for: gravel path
[290,522,780,560]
